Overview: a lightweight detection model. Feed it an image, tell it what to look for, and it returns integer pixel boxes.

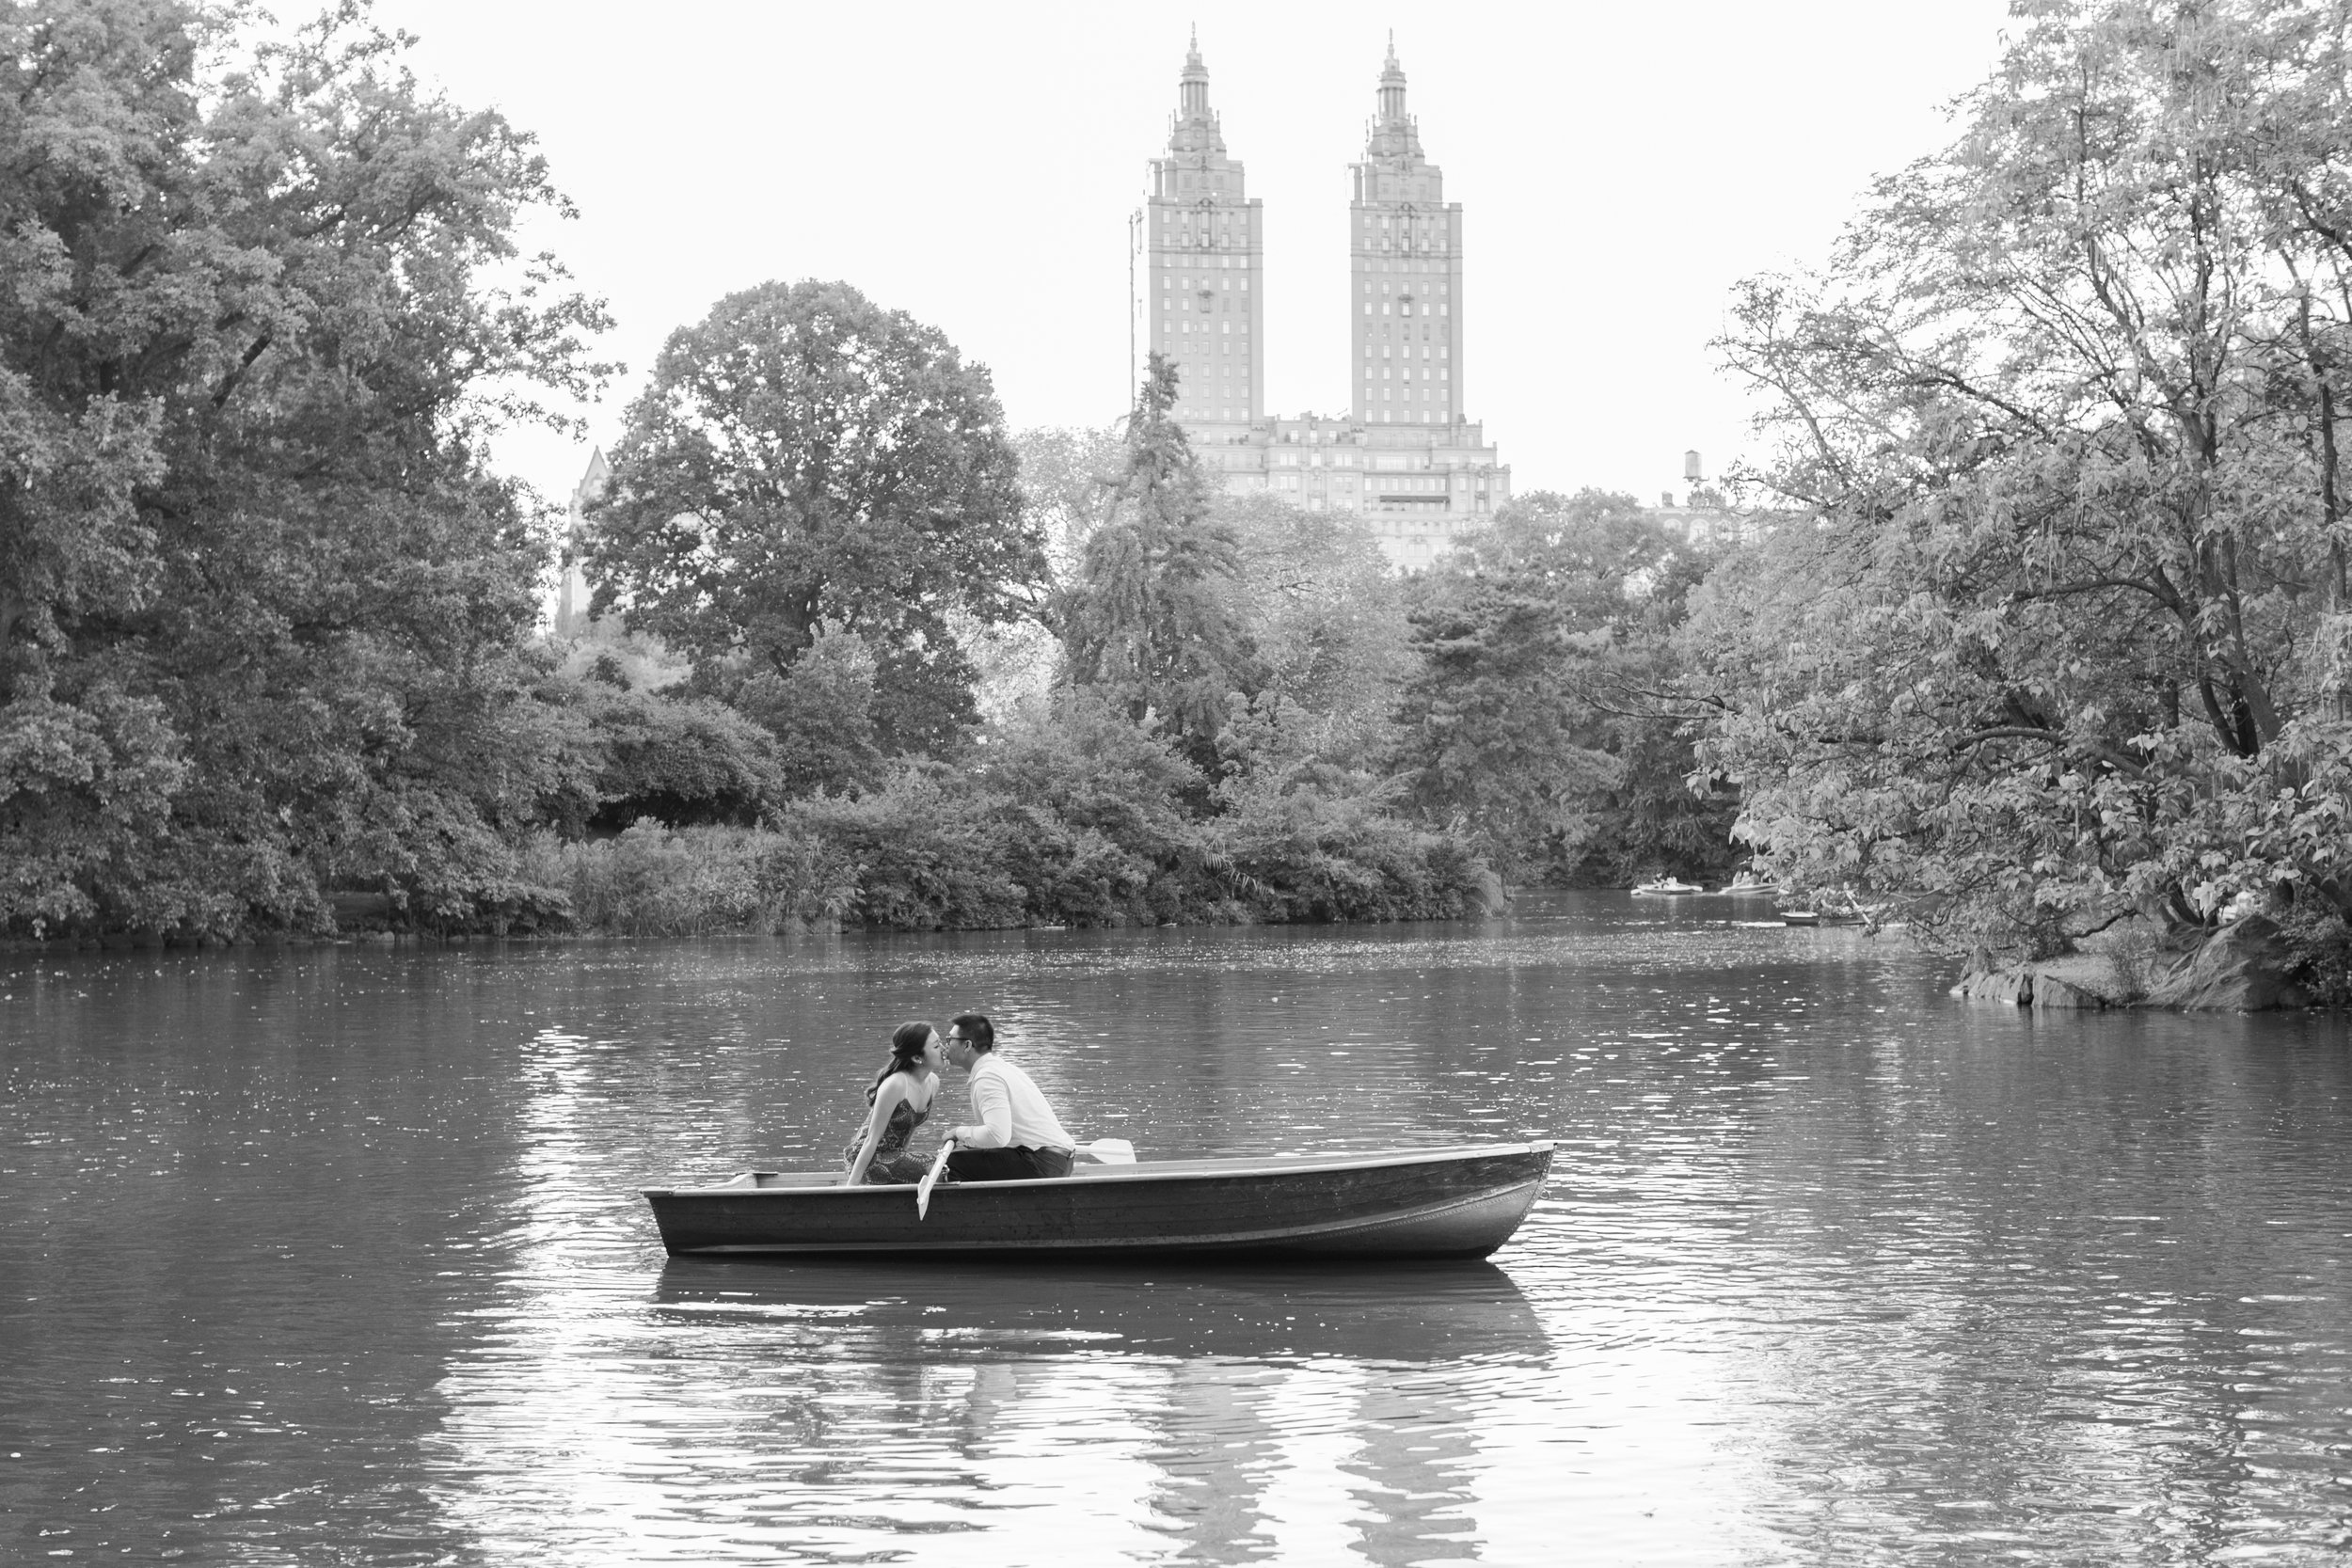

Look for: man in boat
[939,1013,1076,1181]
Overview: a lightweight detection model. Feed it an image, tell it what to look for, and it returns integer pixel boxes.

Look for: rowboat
[642,1141,1555,1260]
[1630,878,1702,895]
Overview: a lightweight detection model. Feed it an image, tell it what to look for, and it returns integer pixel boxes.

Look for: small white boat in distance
[1631,878,1703,895]
[1722,869,1779,895]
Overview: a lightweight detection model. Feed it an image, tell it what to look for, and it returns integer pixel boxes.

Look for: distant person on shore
[940,1013,1076,1181]
[841,1022,946,1184]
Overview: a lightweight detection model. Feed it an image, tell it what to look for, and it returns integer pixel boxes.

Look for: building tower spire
[1379,32,1406,123]
[1180,25,1209,119]
[1123,40,1510,569]
[1350,39,1461,428]
[1144,33,1264,427]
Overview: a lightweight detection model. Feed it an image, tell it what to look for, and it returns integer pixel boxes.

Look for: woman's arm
[842,1075,909,1185]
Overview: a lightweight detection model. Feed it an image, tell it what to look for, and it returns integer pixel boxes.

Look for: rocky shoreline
[1950,913,2314,1012]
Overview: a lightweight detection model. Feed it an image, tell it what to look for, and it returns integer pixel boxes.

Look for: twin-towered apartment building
[1145,35,1509,566]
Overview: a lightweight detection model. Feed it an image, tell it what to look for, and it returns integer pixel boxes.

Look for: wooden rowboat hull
[642,1142,1555,1260]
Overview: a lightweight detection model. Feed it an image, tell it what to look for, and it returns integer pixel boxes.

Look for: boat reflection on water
[653,1253,1549,1363]
[638,1257,1550,1560]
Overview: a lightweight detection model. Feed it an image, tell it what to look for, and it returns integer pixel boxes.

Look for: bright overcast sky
[368,0,2020,510]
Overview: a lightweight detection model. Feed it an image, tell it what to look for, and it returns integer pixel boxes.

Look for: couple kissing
[840,1013,1076,1187]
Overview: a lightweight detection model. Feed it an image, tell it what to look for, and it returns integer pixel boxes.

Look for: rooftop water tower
[1683,450,1704,484]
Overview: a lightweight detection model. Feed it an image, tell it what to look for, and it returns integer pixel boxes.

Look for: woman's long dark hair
[866,1021,935,1104]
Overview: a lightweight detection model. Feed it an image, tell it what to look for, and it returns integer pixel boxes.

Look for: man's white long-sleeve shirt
[956,1053,1074,1151]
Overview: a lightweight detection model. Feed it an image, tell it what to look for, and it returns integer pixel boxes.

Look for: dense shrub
[790,770,1030,930]
[687,691,1505,934]
[2278,896,2352,1008]
[516,820,852,937]
[976,693,1200,925]
[548,680,787,832]
[1214,699,1501,922]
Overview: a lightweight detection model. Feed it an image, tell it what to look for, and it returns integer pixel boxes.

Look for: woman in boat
[841,1021,947,1185]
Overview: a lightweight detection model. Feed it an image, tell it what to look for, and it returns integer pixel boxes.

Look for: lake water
[3,892,2348,1564]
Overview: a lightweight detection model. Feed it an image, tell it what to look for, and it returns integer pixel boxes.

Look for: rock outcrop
[1949,914,2312,1012]
[2028,973,2111,1010]
[2142,914,2312,1011]
[1949,967,2037,1005]
[1949,954,2118,1007]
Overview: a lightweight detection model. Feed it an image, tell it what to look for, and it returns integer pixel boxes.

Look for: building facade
[1194,418,1507,570]
[1350,42,1464,429]
[1145,40,1507,569]
[551,445,609,637]
[1145,31,1264,427]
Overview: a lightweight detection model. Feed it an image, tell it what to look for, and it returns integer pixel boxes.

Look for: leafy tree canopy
[1057,354,1260,761]
[1395,490,1732,884]
[1697,0,2352,956]
[584,278,1041,757]
[1222,492,1412,768]
[1,0,612,937]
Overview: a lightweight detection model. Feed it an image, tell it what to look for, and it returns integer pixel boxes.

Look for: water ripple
[2,893,2348,1563]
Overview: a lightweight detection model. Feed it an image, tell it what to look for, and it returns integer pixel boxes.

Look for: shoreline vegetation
[3,4,2347,1007]
[0,0,1695,958]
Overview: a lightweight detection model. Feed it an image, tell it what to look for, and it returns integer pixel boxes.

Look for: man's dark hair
[951,1012,995,1053]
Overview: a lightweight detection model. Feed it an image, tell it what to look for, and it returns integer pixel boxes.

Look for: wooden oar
[915,1141,954,1219]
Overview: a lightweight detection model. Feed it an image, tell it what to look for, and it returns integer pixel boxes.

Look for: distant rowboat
[642,1143,1555,1260]
[1631,878,1703,895]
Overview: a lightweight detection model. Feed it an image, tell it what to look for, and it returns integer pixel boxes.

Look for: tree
[1012,423,1126,576]
[1,0,612,937]
[1393,490,1732,884]
[536,670,787,834]
[1057,354,1259,764]
[583,278,1041,758]
[1697,0,2352,958]
[1221,491,1413,768]
[723,626,884,797]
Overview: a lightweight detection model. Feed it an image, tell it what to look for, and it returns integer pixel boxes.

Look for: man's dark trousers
[945,1146,1073,1181]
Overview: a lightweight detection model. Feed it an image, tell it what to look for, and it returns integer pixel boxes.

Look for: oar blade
[915,1143,953,1219]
